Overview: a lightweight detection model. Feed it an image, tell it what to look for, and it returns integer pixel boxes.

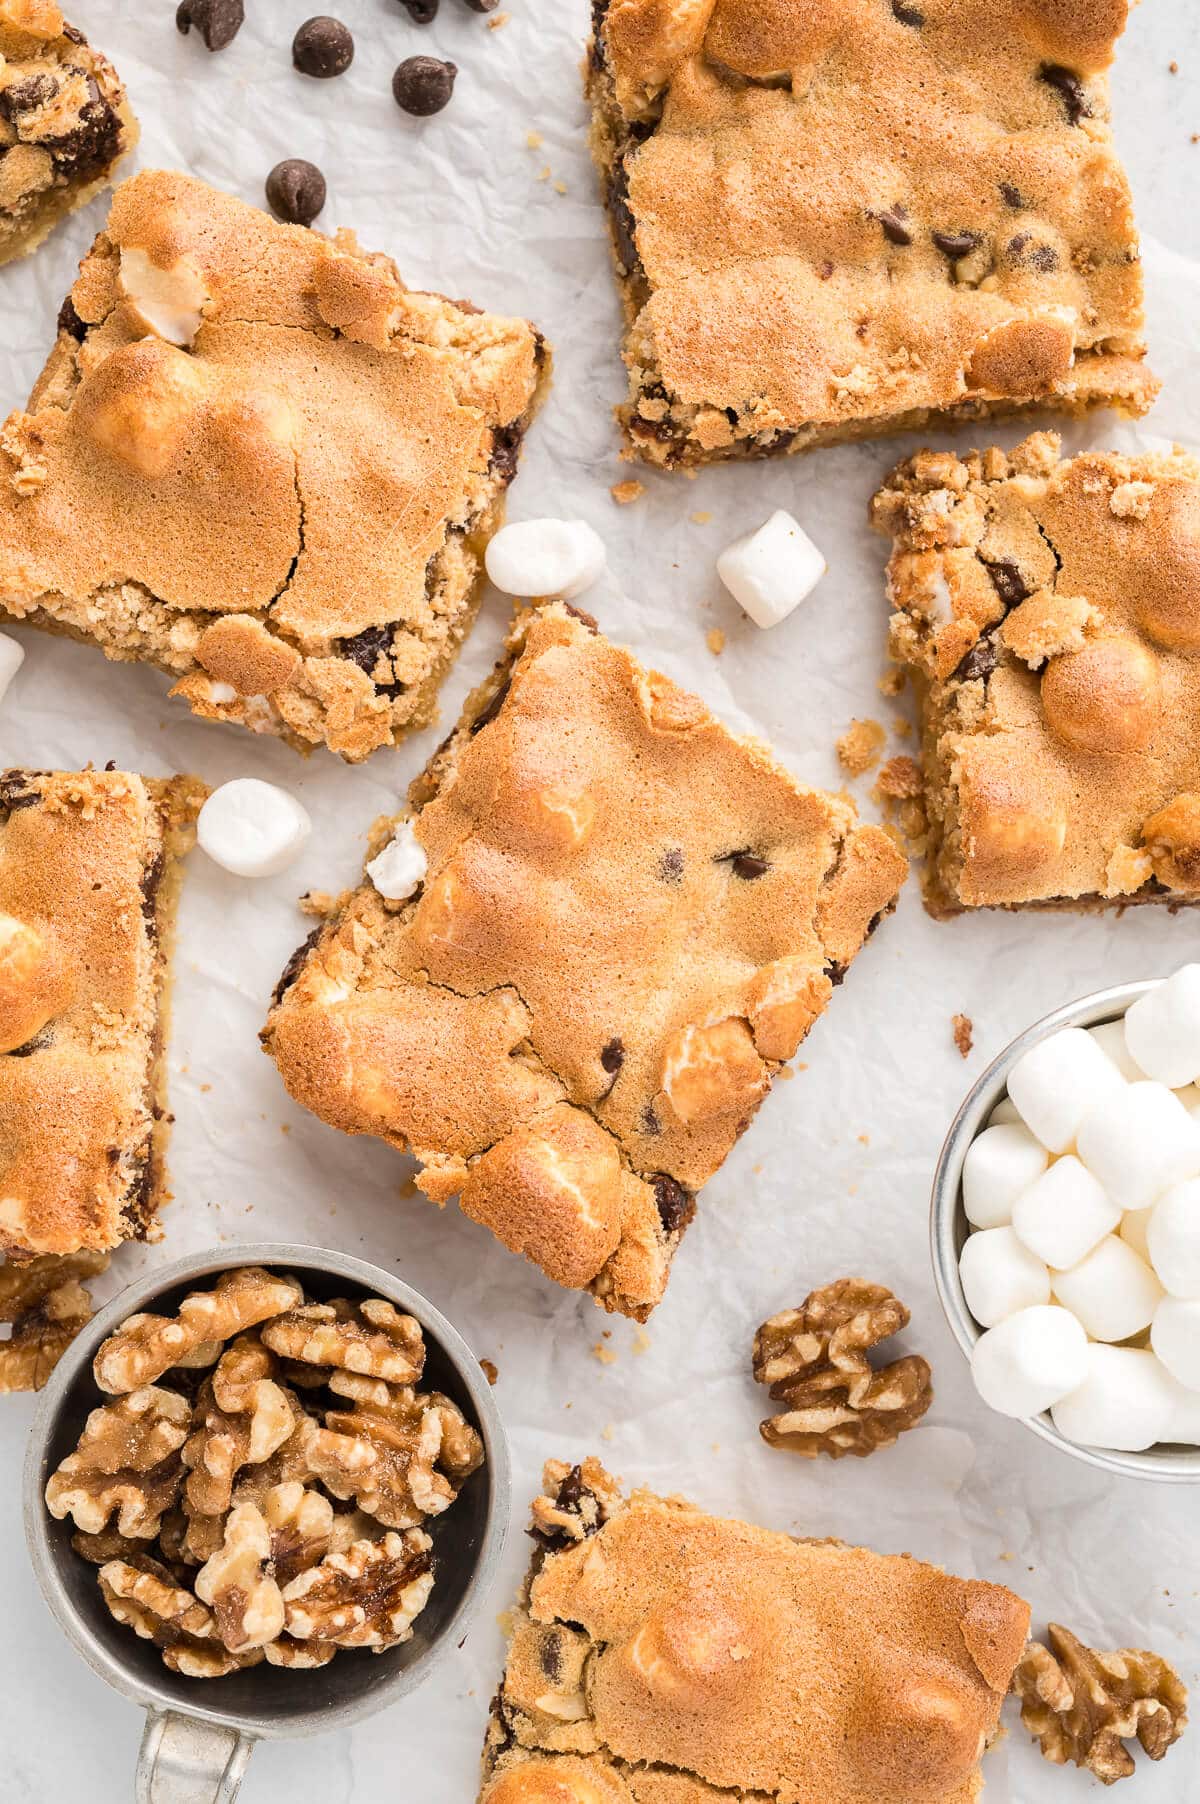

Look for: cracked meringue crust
[0,0,138,267]
[479,1458,1029,1804]
[0,767,204,1257]
[586,0,1156,469]
[872,432,1200,916]
[0,169,548,761]
[262,604,905,1319]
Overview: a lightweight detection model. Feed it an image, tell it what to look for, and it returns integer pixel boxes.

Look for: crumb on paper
[280,1122,289,1135]
[632,1328,651,1355]
[1170,59,1179,72]
[998,1550,1015,1562]
[299,889,336,918]
[601,1422,614,1442]
[877,664,905,698]
[536,165,551,182]
[610,478,644,506]
[525,130,543,149]
[777,1066,794,1082]
[488,9,510,25]
[553,180,567,195]
[591,1340,617,1366]
[199,1082,212,1094]
[690,510,712,525]
[892,715,912,738]
[858,1132,869,1145]
[705,627,725,656]
[480,1357,499,1385]
[953,1013,974,1059]
[875,754,923,800]
[836,718,886,776]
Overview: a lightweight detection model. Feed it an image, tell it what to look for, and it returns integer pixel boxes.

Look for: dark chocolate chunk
[340,623,402,694]
[876,205,913,246]
[562,604,599,632]
[0,774,42,811]
[731,851,769,880]
[999,181,1025,209]
[0,73,59,117]
[658,846,684,884]
[539,1631,564,1682]
[607,157,639,274]
[984,558,1029,609]
[57,295,87,342]
[652,1174,692,1236]
[954,637,998,683]
[488,422,524,487]
[392,55,457,115]
[640,1103,661,1137]
[265,158,326,226]
[40,84,121,179]
[470,677,511,734]
[400,0,439,17]
[600,1038,624,1075]
[826,960,846,987]
[139,852,164,927]
[891,0,924,22]
[271,925,324,1007]
[932,228,979,261]
[175,0,244,51]
[1039,62,1089,126]
[292,16,354,77]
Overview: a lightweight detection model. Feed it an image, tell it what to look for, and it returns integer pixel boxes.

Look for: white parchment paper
[1,3,1199,1798]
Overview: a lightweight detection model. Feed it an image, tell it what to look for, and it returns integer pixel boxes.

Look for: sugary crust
[0,169,547,761]
[586,0,1156,468]
[872,432,1200,914]
[480,1458,1029,1804]
[0,768,204,1256]
[263,606,905,1318]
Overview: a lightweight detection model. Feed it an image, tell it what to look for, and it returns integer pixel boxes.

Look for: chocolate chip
[891,0,924,22]
[1029,243,1059,272]
[554,1465,584,1512]
[658,847,684,884]
[470,677,511,734]
[460,0,501,9]
[1039,62,1089,126]
[985,558,1029,609]
[539,1632,564,1682]
[293,15,354,77]
[608,158,639,273]
[392,55,457,115]
[7,1027,52,1058]
[999,181,1025,209]
[271,925,323,1007]
[875,205,912,246]
[717,849,769,879]
[600,1038,624,1075]
[57,295,87,342]
[563,603,599,632]
[639,1103,661,1137]
[826,960,846,987]
[0,72,59,118]
[652,1175,693,1236]
[399,0,438,16]
[140,852,164,927]
[932,229,979,260]
[175,0,244,51]
[266,158,326,226]
[340,623,403,694]
[0,774,42,811]
[954,638,998,683]
[488,423,524,486]
[39,85,122,179]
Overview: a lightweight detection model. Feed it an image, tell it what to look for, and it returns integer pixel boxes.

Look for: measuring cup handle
[136,1710,255,1804]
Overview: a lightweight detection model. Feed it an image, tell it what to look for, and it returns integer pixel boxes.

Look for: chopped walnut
[163,1642,265,1678]
[1014,1624,1188,1785]
[952,1013,974,1058]
[263,1479,334,1586]
[94,1268,303,1393]
[180,1340,297,1561]
[45,1386,190,1535]
[0,1252,108,1393]
[752,1279,933,1459]
[261,1297,425,1385]
[263,1635,336,1668]
[303,1375,468,1529]
[282,1527,433,1649]
[99,1556,214,1642]
[195,1501,285,1651]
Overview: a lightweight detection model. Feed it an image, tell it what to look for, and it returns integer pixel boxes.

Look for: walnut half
[0,1251,108,1393]
[1013,1624,1188,1785]
[752,1278,932,1459]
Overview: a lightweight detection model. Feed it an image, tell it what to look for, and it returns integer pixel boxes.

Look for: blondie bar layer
[480,1458,1029,1804]
[0,768,203,1257]
[0,170,547,760]
[263,605,905,1319]
[873,433,1200,916]
[0,0,136,266]
[586,0,1155,469]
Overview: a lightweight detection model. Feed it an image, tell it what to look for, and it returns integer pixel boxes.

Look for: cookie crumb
[480,1357,499,1385]
[836,717,886,776]
[536,165,551,182]
[875,754,923,800]
[706,627,726,656]
[632,1328,651,1355]
[591,1340,617,1366]
[600,1422,615,1442]
[488,9,510,25]
[299,889,336,917]
[952,1013,974,1058]
[877,665,905,698]
[525,129,543,149]
[553,179,567,195]
[610,479,644,506]
[690,510,712,525]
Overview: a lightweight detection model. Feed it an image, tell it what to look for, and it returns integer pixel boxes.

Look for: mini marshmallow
[197,779,311,879]
[484,519,607,601]
[1010,1155,1121,1271]
[987,1095,1022,1127]
[1151,1295,1200,1392]
[962,1123,1049,1229]
[1165,1378,1200,1443]
[1007,1026,1125,1154]
[970,1305,1088,1418]
[716,509,826,630]
[1123,965,1200,1087]
[1051,1345,1177,1451]
[1146,1179,1200,1298]
[959,1227,1050,1328]
[1052,1235,1164,1342]
[1076,1081,1200,1210]
[366,822,427,902]
[1088,1019,1143,1082]
[1119,1205,1154,1263]
[0,633,24,706]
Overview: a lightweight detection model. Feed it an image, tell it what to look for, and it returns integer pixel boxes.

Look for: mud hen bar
[872,433,1200,916]
[479,1457,1030,1804]
[0,768,203,1256]
[0,169,546,761]
[586,0,1155,469]
[263,605,905,1319]
[0,0,137,266]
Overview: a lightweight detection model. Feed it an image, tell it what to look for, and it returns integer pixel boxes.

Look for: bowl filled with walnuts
[23,1243,509,1802]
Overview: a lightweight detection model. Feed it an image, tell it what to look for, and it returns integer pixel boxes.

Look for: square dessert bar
[0,768,203,1258]
[873,433,1200,916]
[479,1458,1030,1804]
[264,604,906,1320]
[0,0,137,266]
[586,0,1156,469]
[0,170,547,761]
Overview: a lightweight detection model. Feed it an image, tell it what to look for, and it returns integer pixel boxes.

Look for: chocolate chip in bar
[292,15,355,78]
[392,55,457,115]
[400,0,439,17]
[265,159,327,226]
[175,0,244,51]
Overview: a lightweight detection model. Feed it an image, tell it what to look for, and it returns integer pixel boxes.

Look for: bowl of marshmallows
[932,969,1200,1481]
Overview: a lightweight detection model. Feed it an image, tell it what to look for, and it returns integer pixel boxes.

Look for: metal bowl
[931,979,1200,1484]
[23,1243,511,1802]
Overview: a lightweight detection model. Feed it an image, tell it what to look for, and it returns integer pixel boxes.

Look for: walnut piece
[305,1372,482,1529]
[1014,1624,1188,1785]
[261,1297,425,1384]
[99,1556,214,1642]
[45,1386,190,1535]
[195,1501,285,1651]
[180,1338,298,1562]
[752,1278,933,1459]
[282,1527,433,1649]
[93,1267,303,1393]
[0,1251,108,1393]
[262,1478,334,1586]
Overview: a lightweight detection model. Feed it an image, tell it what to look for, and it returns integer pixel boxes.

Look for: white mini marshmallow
[484,519,607,600]
[1152,1295,1200,1392]
[1010,1155,1121,1271]
[962,1123,1049,1229]
[959,1227,1050,1328]
[1123,965,1200,1087]
[366,822,427,902]
[1007,1026,1125,1153]
[1146,1179,1200,1298]
[1120,1205,1154,1263]
[1088,1019,1143,1082]
[1076,1081,1200,1210]
[987,1095,1022,1127]
[1052,1235,1164,1342]
[0,633,24,707]
[1165,1377,1200,1443]
[1051,1345,1177,1451]
[970,1305,1088,1418]
[716,510,826,629]
[197,779,311,879]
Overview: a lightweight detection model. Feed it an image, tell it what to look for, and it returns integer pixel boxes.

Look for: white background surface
[1,2,1199,1799]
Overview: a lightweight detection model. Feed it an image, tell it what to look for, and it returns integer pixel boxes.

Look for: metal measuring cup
[23,1243,511,1802]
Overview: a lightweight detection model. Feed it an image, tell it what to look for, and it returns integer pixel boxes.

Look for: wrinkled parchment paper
[1,3,1199,1798]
